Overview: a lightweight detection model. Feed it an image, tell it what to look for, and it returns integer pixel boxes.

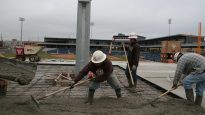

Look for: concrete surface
[2,61,205,115]
[38,59,205,108]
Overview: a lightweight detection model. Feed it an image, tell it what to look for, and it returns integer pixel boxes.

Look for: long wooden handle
[157,83,182,98]
[122,43,134,85]
[150,85,182,105]
[158,88,175,98]
[37,79,89,100]
[38,87,70,100]
[151,88,176,103]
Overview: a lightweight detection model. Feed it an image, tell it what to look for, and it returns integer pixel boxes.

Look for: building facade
[37,34,205,56]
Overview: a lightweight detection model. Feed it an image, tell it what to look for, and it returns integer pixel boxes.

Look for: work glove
[70,81,77,89]
[171,84,178,89]
[132,65,137,71]
[88,71,96,82]
[88,71,94,79]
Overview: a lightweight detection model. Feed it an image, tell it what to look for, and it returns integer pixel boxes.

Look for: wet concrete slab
[35,60,205,108]
[6,64,170,102]
[2,63,205,114]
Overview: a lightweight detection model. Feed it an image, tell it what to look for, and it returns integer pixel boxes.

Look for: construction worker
[125,32,140,88]
[71,50,122,104]
[172,52,205,106]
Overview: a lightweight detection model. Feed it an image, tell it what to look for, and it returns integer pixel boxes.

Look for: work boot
[125,77,133,88]
[85,89,95,105]
[134,80,137,88]
[195,95,203,106]
[185,89,194,103]
[115,88,122,98]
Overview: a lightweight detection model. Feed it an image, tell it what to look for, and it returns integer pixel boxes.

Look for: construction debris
[44,72,73,86]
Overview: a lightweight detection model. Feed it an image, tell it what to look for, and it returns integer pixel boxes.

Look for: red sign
[16,47,24,55]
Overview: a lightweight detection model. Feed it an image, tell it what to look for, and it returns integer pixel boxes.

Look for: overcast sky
[0,0,204,41]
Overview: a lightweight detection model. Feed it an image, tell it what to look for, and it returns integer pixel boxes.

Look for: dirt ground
[0,95,205,115]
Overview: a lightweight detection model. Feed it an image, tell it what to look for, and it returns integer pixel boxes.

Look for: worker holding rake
[125,32,140,89]
[172,52,205,106]
[71,50,122,104]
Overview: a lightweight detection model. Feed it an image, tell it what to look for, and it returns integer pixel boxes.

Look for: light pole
[19,17,25,45]
[168,18,171,36]
[0,32,2,41]
[90,22,94,39]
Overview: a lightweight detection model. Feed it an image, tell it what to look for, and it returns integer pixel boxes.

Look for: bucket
[0,79,8,96]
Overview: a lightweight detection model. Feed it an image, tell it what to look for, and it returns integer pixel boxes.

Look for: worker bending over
[72,50,122,104]
[172,52,205,106]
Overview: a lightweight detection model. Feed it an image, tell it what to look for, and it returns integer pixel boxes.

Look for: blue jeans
[125,65,139,81]
[183,72,205,96]
[89,73,121,90]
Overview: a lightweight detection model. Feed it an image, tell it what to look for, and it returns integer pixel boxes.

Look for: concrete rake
[31,79,89,108]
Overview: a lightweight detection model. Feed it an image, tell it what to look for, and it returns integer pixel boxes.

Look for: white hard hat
[128,32,138,39]
[174,52,182,61]
[91,50,106,63]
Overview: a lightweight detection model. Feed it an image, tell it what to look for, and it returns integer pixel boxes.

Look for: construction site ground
[37,58,205,108]
[0,61,205,115]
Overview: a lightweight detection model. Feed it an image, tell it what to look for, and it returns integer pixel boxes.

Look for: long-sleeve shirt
[126,43,140,67]
[173,53,205,85]
[74,58,113,83]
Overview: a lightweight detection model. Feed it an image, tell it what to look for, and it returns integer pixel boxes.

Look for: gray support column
[75,0,92,74]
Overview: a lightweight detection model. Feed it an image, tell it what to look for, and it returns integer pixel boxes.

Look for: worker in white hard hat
[125,32,140,89]
[172,52,205,106]
[71,50,122,104]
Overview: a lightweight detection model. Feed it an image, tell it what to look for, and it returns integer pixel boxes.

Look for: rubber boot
[129,81,137,93]
[195,95,203,106]
[134,80,137,88]
[85,89,95,105]
[125,77,133,88]
[115,88,122,98]
[185,89,194,103]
